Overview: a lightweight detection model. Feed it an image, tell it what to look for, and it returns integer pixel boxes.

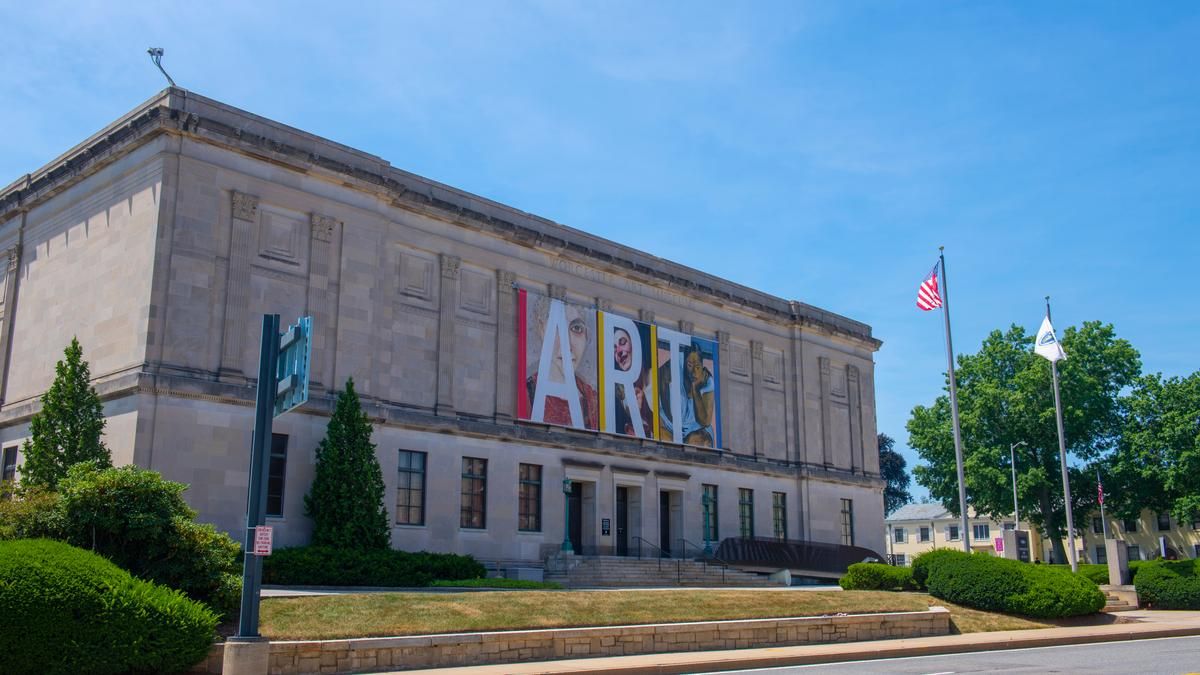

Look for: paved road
[708,635,1200,674]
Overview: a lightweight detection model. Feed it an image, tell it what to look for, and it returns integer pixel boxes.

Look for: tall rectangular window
[1,446,16,499]
[1127,544,1141,561]
[840,499,854,546]
[1095,545,1107,564]
[973,523,990,541]
[1092,517,1104,534]
[702,484,719,542]
[1,446,16,483]
[738,488,754,538]
[948,525,960,541]
[1123,518,1138,533]
[395,450,426,525]
[518,463,542,532]
[772,492,787,540]
[266,433,288,517]
[919,526,931,542]
[460,457,487,529]
[894,527,907,543]
[1157,512,1171,531]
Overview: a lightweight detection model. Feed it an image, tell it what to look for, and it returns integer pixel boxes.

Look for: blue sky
[3,2,1196,499]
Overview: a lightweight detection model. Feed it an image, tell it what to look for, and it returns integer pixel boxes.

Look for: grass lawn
[258,589,1056,640]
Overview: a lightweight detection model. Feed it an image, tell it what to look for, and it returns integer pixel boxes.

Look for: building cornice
[0,88,880,349]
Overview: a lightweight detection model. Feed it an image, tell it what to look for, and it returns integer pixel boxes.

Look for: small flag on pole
[917,263,942,311]
[1034,316,1066,362]
[1097,477,1104,506]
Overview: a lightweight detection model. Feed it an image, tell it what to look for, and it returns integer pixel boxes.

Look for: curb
[399,621,1200,674]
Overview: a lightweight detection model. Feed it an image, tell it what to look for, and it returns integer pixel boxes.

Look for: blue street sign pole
[234,313,280,639]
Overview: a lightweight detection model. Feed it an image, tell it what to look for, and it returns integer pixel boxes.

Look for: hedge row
[0,539,216,674]
[839,562,916,591]
[1135,559,1200,609]
[262,546,486,586]
[923,550,1104,618]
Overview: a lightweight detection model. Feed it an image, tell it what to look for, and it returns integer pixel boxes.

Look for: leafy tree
[1106,372,1200,524]
[908,322,1140,563]
[20,338,110,489]
[878,433,912,515]
[305,379,390,550]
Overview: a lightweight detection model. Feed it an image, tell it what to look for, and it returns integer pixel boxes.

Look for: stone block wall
[190,607,950,673]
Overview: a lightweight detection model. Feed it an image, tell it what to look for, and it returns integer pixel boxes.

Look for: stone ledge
[189,607,950,674]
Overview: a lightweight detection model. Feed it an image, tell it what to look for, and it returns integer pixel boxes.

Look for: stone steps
[545,556,781,588]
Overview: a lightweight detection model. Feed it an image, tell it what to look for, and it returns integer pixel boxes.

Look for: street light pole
[1010,441,1027,531]
[562,479,574,554]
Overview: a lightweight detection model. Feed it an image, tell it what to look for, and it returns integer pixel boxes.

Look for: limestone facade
[0,88,885,563]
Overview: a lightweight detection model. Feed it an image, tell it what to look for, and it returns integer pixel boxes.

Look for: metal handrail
[632,535,683,583]
[679,538,729,583]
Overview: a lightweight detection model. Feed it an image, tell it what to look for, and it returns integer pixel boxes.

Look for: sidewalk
[392,610,1200,675]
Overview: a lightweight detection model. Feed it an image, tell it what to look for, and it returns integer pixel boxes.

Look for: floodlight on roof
[147,47,177,87]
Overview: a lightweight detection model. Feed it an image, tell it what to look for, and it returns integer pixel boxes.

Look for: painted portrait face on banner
[656,328,721,447]
[517,290,598,431]
[598,312,656,439]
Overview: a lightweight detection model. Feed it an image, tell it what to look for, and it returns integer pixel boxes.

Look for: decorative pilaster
[548,284,566,301]
[220,191,258,379]
[495,270,517,422]
[750,340,766,459]
[435,254,460,416]
[638,309,655,325]
[847,365,863,473]
[306,213,341,392]
[596,298,613,313]
[231,191,259,221]
[678,320,694,335]
[819,356,833,467]
[0,245,21,404]
[716,331,731,451]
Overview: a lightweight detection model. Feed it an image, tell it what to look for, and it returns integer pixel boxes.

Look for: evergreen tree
[20,338,111,489]
[304,379,389,550]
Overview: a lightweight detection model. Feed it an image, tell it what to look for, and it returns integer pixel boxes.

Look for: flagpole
[1097,468,1109,540]
[1046,296,1077,572]
[940,247,971,553]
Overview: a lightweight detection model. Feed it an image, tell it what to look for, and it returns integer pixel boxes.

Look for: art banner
[517,288,721,448]
[656,328,721,448]
[598,312,657,439]
[517,289,598,430]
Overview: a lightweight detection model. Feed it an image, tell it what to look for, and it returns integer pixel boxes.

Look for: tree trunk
[1038,487,1067,564]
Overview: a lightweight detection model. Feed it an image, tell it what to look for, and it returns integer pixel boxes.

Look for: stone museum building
[0,89,884,568]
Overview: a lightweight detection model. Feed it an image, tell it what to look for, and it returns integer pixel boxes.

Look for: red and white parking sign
[254,525,273,556]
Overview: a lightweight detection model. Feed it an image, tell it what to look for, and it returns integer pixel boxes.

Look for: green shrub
[1135,559,1200,609]
[924,550,1104,618]
[56,463,242,616]
[839,562,916,591]
[0,539,217,674]
[911,548,963,590]
[0,486,63,540]
[263,546,485,586]
[1075,564,1110,585]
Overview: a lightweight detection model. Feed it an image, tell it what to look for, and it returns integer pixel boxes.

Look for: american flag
[1098,478,1104,506]
[917,263,942,311]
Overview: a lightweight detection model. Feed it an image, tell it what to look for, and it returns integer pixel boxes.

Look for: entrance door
[616,487,629,556]
[569,482,583,554]
[659,490,671,557]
